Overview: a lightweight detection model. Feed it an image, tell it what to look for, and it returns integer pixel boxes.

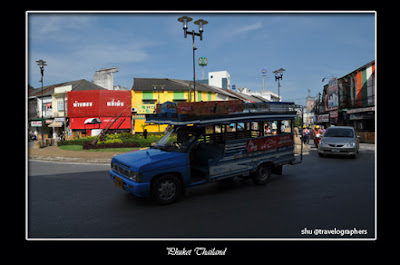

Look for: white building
[208,71,230,90]
[238,87,281,102]
[250,91,281,102]
[93,67,119,90]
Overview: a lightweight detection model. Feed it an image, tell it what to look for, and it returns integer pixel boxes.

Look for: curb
[29,155,111,164]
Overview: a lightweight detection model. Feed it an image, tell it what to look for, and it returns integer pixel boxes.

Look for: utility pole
[262,69,267,92]
[36,59,47,145]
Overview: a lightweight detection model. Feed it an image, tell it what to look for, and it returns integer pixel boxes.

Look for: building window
[173,91,185,101]
[142,99,156,104]
[222,78,228,89]
[142,91,153,100]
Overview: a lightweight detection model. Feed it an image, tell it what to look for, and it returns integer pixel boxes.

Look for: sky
[27,11,375,106]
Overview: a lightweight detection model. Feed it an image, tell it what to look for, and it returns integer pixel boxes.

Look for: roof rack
[145,100,298,125]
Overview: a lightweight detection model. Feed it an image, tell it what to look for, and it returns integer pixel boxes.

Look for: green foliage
[98,138,123,144]
[57,132,165,148]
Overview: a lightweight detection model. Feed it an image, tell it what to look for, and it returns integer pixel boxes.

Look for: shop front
[67,90,131,138]
[69,116,132,136]
[347,106,375,143]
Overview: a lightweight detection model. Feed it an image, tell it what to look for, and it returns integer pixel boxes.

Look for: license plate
[331,149,340,152]
[115,176,124,189]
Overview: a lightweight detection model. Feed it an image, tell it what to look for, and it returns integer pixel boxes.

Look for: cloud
[31,14,95,35]
[74,42,150,64]
[234,22,262,34]
[28,40,151,87]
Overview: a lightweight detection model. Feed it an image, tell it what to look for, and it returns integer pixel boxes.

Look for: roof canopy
[29,79,106,98]
[133,78,215,93]
[145,101,298,126]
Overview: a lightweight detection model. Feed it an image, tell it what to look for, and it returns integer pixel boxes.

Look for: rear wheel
[151,174,181,205]
[252,163,271,185]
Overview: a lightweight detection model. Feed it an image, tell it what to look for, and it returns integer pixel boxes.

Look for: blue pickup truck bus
[110,101,302,204]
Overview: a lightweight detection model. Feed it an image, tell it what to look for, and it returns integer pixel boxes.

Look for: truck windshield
[153,127,199,152]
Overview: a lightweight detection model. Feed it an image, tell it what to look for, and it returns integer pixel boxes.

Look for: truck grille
[111,162,130,178]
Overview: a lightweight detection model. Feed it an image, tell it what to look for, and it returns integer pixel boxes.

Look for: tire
[151,174,182,205]
[252,163,271,185]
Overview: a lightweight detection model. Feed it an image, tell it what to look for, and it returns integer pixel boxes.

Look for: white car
[318,126,360,158]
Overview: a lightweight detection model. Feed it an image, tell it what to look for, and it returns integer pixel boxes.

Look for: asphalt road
[27,146,375,239]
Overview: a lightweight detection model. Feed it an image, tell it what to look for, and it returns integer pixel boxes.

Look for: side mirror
[357,135,361,139]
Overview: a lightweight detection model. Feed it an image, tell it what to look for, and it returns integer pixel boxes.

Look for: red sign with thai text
[176,100,244,116]
[67,90,131,118]
[246,135,294,153]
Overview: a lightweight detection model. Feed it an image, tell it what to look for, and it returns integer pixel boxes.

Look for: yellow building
[132,78,217,133]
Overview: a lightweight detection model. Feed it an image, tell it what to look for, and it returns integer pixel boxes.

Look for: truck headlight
[128,171,142,182]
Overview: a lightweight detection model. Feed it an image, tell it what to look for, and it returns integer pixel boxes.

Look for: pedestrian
[321,125,326,136]
[302,125,309,144]
[143,128,148,139]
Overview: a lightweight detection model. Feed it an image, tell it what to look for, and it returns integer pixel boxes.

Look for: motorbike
[314,133,321,148]
[28,133,37,141]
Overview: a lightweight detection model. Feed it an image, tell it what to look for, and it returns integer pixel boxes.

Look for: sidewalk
[359,143,375,151]
[28,145,137,164]
[28,143,376,164]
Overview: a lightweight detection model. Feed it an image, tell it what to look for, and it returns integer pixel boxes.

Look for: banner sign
[325,78,338,111]
[155,100,244,116]
[31,121,42,127]
[246,135,294,153]
[68,90,131,118]
[176,100,244,116]
[316,114,329,123]
[158,101,177,114]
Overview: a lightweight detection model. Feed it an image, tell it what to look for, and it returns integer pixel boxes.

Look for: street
[27,145,375,239]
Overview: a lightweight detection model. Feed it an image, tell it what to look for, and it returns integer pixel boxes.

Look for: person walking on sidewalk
[302,125,309,144]
[143,129,148,139]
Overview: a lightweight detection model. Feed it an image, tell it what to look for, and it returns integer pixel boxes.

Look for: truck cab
[110,101,302,204]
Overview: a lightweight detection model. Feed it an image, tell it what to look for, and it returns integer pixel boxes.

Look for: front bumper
[109,170,150,197]
[318,146,357,156]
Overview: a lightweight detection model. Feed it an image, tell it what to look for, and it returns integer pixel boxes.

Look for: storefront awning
[346,106,375,114]
[48,121,63,127]
[84,118,102,124]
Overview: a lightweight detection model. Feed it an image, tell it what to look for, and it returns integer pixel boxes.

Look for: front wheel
[151,174,182,205]
[252,163,271,185]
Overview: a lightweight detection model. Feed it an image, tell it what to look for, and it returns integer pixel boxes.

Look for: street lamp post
[36,59,47,145]
[273,68,286,101]
[177,16,208,102]
[262,69,267,92]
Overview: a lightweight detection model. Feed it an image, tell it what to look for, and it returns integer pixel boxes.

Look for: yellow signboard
[137,104,156,114]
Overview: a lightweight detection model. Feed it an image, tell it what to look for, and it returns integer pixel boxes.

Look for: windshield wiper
[153,145,166,151]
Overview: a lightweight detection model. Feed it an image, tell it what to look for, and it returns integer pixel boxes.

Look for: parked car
[318,126,360,158]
